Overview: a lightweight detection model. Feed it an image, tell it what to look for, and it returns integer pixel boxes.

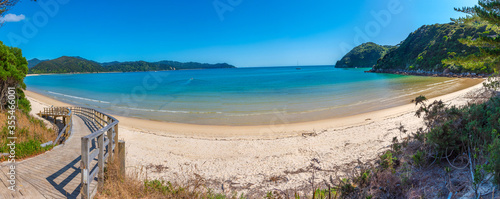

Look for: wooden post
[114,124,119,157]
[98,134,105,191]
[65,116,69,136]
[107,118,113,161]
[118,140,125,179]
[81,137,90,199]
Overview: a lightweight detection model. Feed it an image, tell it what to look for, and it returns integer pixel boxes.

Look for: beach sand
[25,81,486,196]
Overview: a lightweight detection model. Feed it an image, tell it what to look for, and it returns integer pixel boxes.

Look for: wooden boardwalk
[0,114,100,198]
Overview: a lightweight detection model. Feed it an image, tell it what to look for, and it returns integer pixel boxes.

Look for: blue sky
[0,0,477,67]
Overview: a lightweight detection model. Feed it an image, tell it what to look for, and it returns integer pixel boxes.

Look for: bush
[380,151,397,172]
[487,130,500,184]
[416,95,500,186]
[411,150,425,167]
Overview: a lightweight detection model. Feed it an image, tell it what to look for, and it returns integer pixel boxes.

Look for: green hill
[29,57,236,74]
[104,61,235,72]
[335,42,393,68]
[27,58,48,69]
[373,22,493,74]
[30,56,106,74]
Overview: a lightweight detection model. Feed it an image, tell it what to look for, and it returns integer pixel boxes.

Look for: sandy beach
[25,80,486,196]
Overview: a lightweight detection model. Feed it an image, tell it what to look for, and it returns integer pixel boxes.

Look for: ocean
[25,65,482,125]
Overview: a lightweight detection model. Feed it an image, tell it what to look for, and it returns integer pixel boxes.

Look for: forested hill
[372,22,494,74]
[30,56,105,74]
[29,57,236,74]
[335,42,393,68]
[104,60,235,72]
[27,58,48,69]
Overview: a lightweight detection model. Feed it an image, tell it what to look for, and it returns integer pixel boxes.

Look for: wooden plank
[88,165,98,186]
[1,107,120,199]
[98,134,105,191]
[107,118,114,161]
[89,149,99,162]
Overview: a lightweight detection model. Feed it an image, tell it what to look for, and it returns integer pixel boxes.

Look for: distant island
[337,22,495,76]
[28,56,236,74]
[335,42,393,68]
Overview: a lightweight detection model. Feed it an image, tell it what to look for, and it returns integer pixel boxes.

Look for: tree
[0,41,29,112]
[0,0,19,26]
[446,1,500,73]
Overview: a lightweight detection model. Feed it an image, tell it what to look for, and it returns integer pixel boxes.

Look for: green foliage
[338,178,356,194]
[27,58,47,68]
[29,56,106,74]
[0,139,53,160]
[0,1,21,20]
[29,56,236,74]
[335,42,393,68]
[374,23,492,73]
[451,2,500,72]
[380,151,397,172]
[313,188,337,199]
[487,129,500,184]
[411,150,425,167]
[357,170,370,185]
[415,95,500,187]
[425,98,500,156]
[143,179,241,199]
[0,40,30,113]
[104,60,235,72]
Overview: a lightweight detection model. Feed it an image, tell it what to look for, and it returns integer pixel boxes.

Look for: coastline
[367,68,491,78]
[25,81,486,196]
[25,80,484,139]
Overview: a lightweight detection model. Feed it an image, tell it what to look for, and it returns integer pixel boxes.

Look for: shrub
[380,151,397,172]
[411,150,425,167]
[487,130,500,184]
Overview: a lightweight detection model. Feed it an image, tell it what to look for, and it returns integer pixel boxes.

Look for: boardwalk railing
[71,107,119,199]
[38,107,73,145]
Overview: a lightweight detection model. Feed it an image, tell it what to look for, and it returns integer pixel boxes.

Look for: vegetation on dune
[374,22,493,74]
[28,56,236,74]
[0,111,56,161]
[97,157,245,199]
[335,42,393,68]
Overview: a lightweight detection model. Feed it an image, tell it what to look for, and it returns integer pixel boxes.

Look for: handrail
[53,107,72,145]
[38,107,73,145]
[71,107,119,199]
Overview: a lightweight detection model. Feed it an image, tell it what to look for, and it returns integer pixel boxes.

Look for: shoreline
[25,80,484,139]
[24,81,487,196]
[366,68,491,78]
[26,67,238,76]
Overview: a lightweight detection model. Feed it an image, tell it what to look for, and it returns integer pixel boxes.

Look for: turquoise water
[25,66,477,125]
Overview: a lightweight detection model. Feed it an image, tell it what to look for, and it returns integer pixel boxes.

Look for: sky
[0,0,478,67]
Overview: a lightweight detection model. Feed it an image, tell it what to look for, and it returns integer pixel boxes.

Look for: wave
[48,91,110,104]
[113,106,222,114]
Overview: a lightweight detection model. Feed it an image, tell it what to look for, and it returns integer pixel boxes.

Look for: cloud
[0,14,26,23]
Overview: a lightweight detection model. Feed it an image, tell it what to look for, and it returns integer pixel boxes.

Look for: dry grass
[0,111,56,161]
[97,157,241,199]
